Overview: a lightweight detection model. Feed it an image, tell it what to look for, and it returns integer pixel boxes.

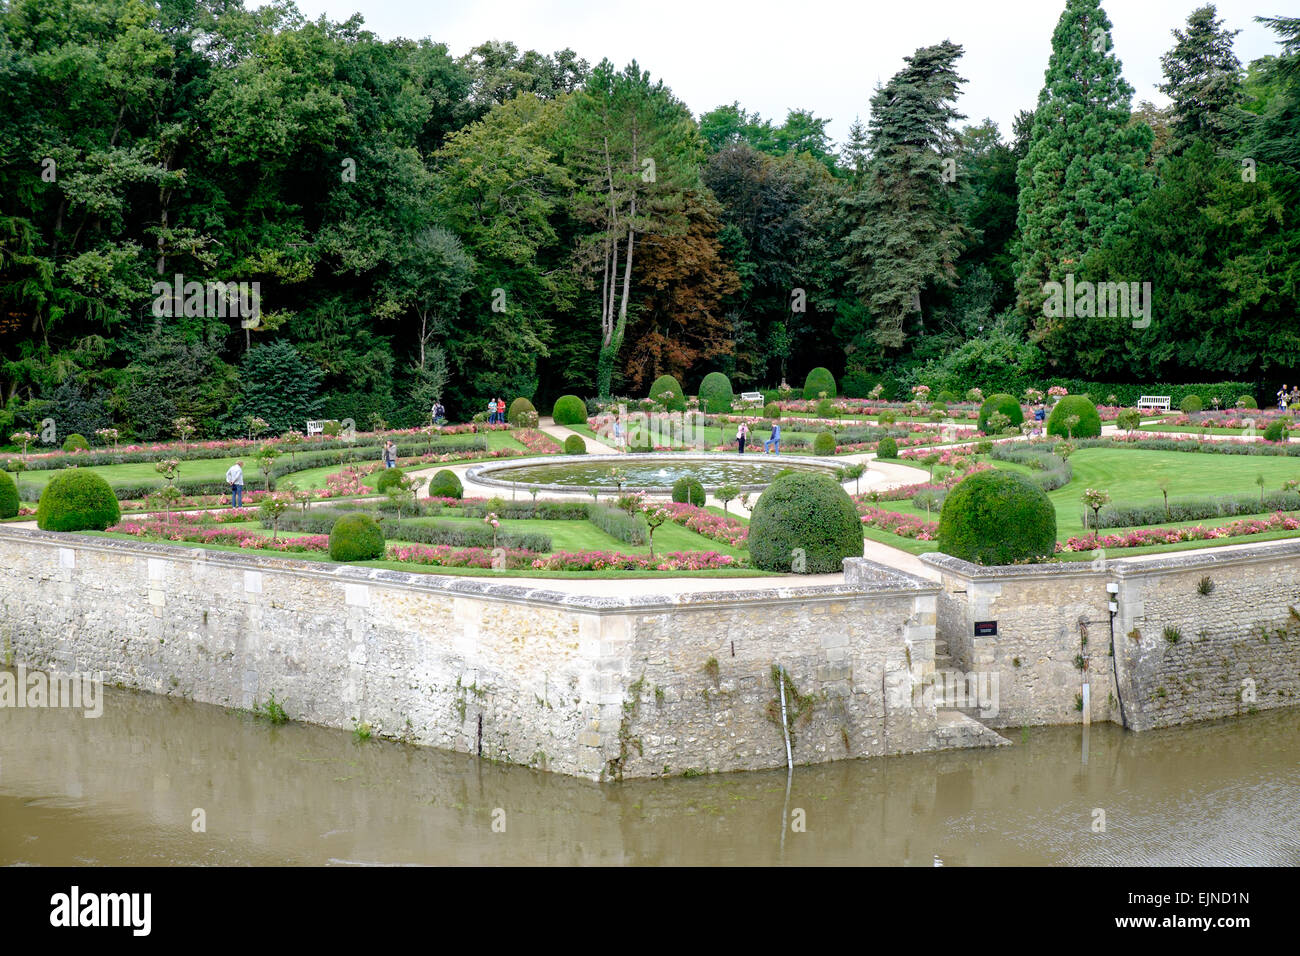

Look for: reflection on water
[486,457,833,488]
[1,686,1298,865]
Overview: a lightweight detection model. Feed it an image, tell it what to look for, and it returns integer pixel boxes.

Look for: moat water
[2,687,1297,865]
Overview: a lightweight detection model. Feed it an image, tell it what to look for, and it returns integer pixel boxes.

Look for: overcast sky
[284,0,1284,145]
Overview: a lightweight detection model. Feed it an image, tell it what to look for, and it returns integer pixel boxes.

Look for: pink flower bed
[659,502,749,546]
[531,549,739,571]
[109,515,328,552]
[388,544,539,569]
[1060,512,1300,553]
[857,506,938,540]
[509,428,562,455]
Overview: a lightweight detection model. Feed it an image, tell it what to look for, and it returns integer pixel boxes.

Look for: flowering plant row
[857,506,938,540]
[1060,512,1300,552]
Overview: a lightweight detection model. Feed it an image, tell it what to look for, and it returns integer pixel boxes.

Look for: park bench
[1136,395,1171,414]
[306,420,325,436]
[738,391,765,407]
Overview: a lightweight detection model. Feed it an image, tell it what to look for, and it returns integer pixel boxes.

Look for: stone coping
[921,537,1300,581]
[464,452,845,494]
[0,527,937,612]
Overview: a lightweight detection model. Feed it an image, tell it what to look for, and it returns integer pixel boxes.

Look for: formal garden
[5,365,1300,577]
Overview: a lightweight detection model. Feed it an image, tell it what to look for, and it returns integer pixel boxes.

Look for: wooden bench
[1136,395,1171,414]
[306,420,326,436]
[738,391,765,407]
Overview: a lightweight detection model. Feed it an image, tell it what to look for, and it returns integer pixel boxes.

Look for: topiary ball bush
[802,366,837,400]
[1263,420,1290,442]
[763,402,781,420]
[428,469,463,499]
[507,397,538,428]
[813,431,837,456]
[937,470,1057,566]
[671,477,705,506]
[564,434,586,455]
[649,374,686,412]
[0,470,18,519]
[62,433,90,452]
[36,469,121,532]
[328,512,386,562]
[1046,395,1102,439]
[1237,394,1257,409]
[749,472,863,574]
[375,466,405,493]
[977,393,1025,435]
[551,394,588,426]
[1180,394,1204,414]
[876,436,899,459]
[698,372,734,414]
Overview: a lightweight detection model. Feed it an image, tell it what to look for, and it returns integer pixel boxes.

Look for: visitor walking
[1033,401,1047,436]
[496,397,506,424]
[431,401,445,427]
[737,421,748,454]
[225,460,244,509]
[765,422,781,454]
[485,397,497,423]
[1279,385,1289,412]
[382,440,397,469]
[613,418,624,451]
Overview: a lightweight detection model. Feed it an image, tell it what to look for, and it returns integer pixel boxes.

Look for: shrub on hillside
[428,469,463,499]
[61,434,90,452]
[802,367,837,400]
[876,437,899,459]
[564,434,586,454]
[36,469,121,531]
[813,431,837,456]
[1047,395,1102,439]
[749,472,862,573]
[0,471,18,518]
[977,394,1024,435]
[698,372,734,413]
[508,397,538,428]
[937,470,1056,565]
[328,512,385,562]
[671,477,705,506]
[649,374,686,412]
[551,394,588,425]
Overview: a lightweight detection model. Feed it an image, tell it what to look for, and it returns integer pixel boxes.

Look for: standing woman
[737,420,748,454]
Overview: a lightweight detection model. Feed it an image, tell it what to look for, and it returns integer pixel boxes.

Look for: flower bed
[856,505,938,540]
[1060,512,1300,553]
[658,501,749,547]
[387,544,539,569]
[109,515,329,552]
[530,549,740,571]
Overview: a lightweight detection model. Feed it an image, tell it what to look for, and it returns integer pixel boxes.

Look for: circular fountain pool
[466,453,843,494]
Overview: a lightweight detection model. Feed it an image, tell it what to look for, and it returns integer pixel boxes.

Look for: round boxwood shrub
[551,394,588,426]
[1180,394,1204,414]
[1237,394,1258,409]
[802,366,837,400]
[374,466,405,493]
[749,472,863,574]
[763,402,781,419]
[36,469,121,532]
[649,374,686,412]
[876,436,899,459]
[328,512,385,562]
[428,469,463,499]
[507,397,538,428]
[812,431,837,456]
[698,372,734,413]
[1046,395,1102,439]
[815,398,836,419]
[0,470,19,519]
[937,470,1056,566]
[977,393,1025,435]
[62,433,90,452]
[671,477,705,506]
[564,434,587,455]
[1263,420,1290,442]
[936,390,959,405]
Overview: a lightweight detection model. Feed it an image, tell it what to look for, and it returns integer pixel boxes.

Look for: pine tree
[1159,4,1245,155]
[840,40,967,352]
[1014,0,1153,348]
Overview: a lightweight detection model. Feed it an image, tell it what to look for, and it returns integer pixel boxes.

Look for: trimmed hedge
[508,397,539,428]
[564,434,587,454]
[428,469,463,499]
[671,477,706,506]
[280,509,551,551]
[62,433,90,452]
[0,470,19,518]
[802,367,837,400]
[1097,490,1300,529]
[374,466,406,493]
[764,402,781,419]
[977,393,1025,435]
[328,512,385,561]
[937,470,1056,565]
[813,431,837,456]
[1046,395,1102,439]
[698,372,734,413]
[1263,420,1289,442]
[649,374,686,412]
[749,472,862,573]
[876,437,899,459]
[552,394,588,425]
[587,503,647,545]
[36,469,121,532]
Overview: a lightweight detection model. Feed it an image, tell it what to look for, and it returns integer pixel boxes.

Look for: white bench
[738,391,765,407]
[1137,395,1171,413]
[306,420,326,436]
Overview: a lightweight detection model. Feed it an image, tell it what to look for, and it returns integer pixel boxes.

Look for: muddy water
[2,686,1297,865]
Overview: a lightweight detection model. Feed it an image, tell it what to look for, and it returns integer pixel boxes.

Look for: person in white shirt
[225,461,244,508]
